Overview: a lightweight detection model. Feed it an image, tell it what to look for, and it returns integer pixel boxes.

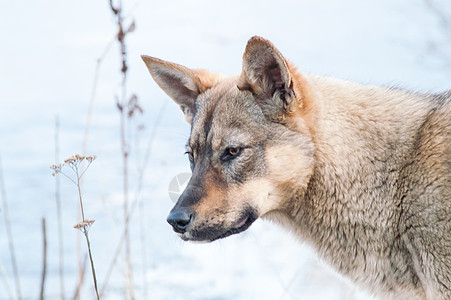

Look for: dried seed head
[51,153,96,182]
[85,155,97,163]
[74,218,95,229]
[62,154,96,165]
[64,154,80,164]
[50,163,63,176]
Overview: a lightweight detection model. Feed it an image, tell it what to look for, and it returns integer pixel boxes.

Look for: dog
[142,36,451,299]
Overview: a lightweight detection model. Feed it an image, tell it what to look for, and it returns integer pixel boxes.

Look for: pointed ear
[141,55,220,124]
[238,36,298,122]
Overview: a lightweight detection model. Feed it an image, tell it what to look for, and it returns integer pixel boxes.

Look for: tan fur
[142,36,451,299]
[226,178,277,215]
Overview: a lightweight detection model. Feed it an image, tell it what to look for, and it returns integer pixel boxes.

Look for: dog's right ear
[141,56,219,124]
[238,37,301,123]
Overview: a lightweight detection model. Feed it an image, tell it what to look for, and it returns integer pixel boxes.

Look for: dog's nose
[167,209,192,233]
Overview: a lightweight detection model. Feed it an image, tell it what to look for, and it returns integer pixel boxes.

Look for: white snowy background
[1,0,450,299]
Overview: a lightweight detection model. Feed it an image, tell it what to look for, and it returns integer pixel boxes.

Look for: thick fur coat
[142,36,451,299]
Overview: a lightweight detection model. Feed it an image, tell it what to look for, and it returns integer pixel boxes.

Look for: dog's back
[288,77,451,299]
[397,92,451,299]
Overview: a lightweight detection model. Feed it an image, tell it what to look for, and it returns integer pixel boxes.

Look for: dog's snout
[167,209,192,233]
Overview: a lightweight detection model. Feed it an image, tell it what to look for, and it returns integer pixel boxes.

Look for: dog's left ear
[141,55,221,124]
[238,36,300,122]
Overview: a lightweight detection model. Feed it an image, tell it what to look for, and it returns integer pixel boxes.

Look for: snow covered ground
[1,0,450,299]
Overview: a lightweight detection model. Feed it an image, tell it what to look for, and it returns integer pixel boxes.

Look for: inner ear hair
[238,37,303,123]
[238,37,293,100]
[142,55,224,124]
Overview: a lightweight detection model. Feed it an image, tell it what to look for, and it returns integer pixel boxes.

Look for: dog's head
[142,36,315,242]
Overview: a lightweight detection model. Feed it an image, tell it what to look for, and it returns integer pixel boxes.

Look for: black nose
[167,209,192,233]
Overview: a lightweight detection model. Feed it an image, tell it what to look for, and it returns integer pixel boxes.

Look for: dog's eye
[185,151,194,163]
[221,147,242,162]
[228,148,239,156]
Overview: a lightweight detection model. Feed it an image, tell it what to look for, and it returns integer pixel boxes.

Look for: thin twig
[139,200,148,300]
[137,104,167,299]
[99,231,122,297]
[79,26,116,300]
[100,103,166,297]
[72,255,88,300]
[138,103,167,299]
[108,0,136,298]
[52,155,99,299]
[0,261,16,300]
[73,159,99,299]
[134,103,167,202]
[82,32,117,156]
[76,210,83,300]
[82,59,100,156]
[77,175,86,221]
[0,156,22,300]
[54,117,66,300]
[82,228,99,300]
[39,218,47,300]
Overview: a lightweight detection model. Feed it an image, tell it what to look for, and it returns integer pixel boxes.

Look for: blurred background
[0,0,450,299]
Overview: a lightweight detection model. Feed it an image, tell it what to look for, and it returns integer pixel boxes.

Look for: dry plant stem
[99,236,121,297]
[77,175,86,221]
[76,215,83,300]
[135,103,167,198]
[0,157,22,300]
[70,168,84,300]
[82,227,99,300]
[79,33,115,300]
[76,178,87,300]
[0,260,16,300]
[139,201,148,300]
[100,103,167,297]
[120,96,133,300]
[72,255,87,300]
[39,218,47,300]
[109,0,135,298]
[82,32,116,155]
[98,197,135,298]
[54,117,66,300]
[137,103,167,299]
[52,156,98,299]
[73,161,99,299]
[82,59,101,155]
[76,180,84,300]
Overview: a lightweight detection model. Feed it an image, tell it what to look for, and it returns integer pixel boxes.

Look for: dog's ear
[238,36,299,122]
[141,56,219,124]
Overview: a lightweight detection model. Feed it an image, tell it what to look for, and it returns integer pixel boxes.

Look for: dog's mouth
[181,210,258,242]
[214,212,257,240]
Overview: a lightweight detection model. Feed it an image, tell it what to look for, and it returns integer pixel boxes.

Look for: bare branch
[0,157,22,300]
[39,218,47,300]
